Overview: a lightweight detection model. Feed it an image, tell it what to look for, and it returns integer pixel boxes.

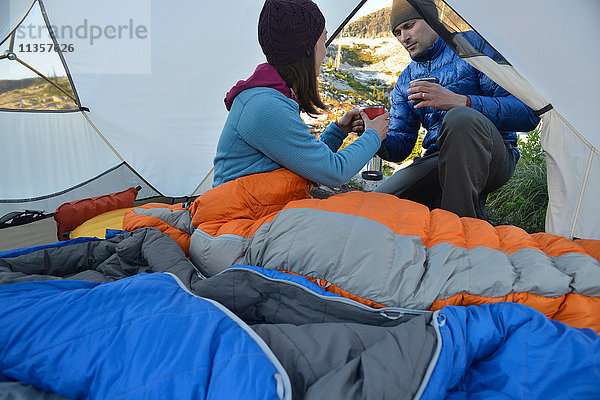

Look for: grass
[36,77,75,98]
[329,70,371,95]
[342,44,385,67]
[487,129,548,233]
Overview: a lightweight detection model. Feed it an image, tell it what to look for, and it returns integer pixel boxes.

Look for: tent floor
[0,196,194,253]
[0,217,57,252]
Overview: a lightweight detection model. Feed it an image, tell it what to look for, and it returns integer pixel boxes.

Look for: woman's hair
[273,54,327,116]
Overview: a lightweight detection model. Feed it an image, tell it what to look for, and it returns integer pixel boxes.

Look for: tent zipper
[412,310,445,400]
[225,266,431,317]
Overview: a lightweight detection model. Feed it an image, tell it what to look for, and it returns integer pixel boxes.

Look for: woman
[212,0,389,188]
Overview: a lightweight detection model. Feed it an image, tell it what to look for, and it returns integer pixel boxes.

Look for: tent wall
[1,0,34,45]
[0,110,156,215]
[443,0,600,239]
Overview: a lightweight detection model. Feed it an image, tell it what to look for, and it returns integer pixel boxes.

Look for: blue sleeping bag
[422,303,600,399]
[0,273,290,399]
[1,262,599,399]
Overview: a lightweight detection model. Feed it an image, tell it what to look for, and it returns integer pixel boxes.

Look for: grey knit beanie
[390,0,437,32]
[258,0,326,66]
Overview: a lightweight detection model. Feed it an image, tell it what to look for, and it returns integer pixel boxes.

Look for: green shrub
[341,45,385,67]
[487,129,548,233]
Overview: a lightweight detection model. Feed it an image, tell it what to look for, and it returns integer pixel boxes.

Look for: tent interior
[1,1,599,399]
[1,0,599,246]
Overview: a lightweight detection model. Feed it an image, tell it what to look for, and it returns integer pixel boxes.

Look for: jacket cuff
[328,121,348,140]
[468,95,482,112]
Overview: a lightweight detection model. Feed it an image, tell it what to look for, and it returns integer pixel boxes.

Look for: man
[374,0,540,219]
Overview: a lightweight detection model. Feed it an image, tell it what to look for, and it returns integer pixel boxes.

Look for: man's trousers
[374,107,517,219]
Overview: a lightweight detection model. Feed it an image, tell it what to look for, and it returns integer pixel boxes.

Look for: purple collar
[224,63,298,111]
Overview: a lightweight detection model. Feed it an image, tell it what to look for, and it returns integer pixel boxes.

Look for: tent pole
[325,0,368,47]
[8,31,16,52]
[80,112,125,163]
[190,167,215,197]
[13,57,77,102]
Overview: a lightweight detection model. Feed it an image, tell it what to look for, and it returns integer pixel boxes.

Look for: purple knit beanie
[258,0,326,66]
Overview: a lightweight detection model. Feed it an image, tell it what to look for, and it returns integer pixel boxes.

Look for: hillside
[342,7,393,39]
[0,77,76,110]
[0,78,38,95]
[309,5,411,133]
[342,6,471,38]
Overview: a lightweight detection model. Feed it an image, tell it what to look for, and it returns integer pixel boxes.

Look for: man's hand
[407,81,468,111]
[336,108,365,134]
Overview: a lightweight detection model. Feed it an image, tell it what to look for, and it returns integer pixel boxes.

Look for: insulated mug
[409,76,439,105]
[359,105,386,119]
[359,105,386,181]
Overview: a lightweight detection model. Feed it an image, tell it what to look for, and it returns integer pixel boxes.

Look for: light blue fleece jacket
[213,87,381,187]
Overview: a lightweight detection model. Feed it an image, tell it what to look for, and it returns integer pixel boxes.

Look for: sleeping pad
[0,229,599,399]
[123,168,600,333]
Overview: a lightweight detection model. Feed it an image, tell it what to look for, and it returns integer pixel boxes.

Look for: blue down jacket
[381,34,540,162]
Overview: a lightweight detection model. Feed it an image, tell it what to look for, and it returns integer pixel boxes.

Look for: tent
[1,3,600,397]
[418,0,600,240]
[1,0,599,239]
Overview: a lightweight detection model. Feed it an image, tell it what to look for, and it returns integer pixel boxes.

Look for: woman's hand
[361,111,389,142]
[336,108,365,134]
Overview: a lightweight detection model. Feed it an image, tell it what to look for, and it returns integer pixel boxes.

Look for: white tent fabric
[445,0,600,238]
[1,0,159,215]
[1,0,33,43]
[1,111,122,194]
[0,111,153,215]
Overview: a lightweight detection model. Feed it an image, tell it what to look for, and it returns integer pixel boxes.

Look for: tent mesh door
[407,0,509,64]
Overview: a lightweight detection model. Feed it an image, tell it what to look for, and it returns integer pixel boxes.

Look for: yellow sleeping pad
[70,208,133,239]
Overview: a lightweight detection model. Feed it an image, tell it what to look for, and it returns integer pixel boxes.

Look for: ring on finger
[422,92,425,99]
